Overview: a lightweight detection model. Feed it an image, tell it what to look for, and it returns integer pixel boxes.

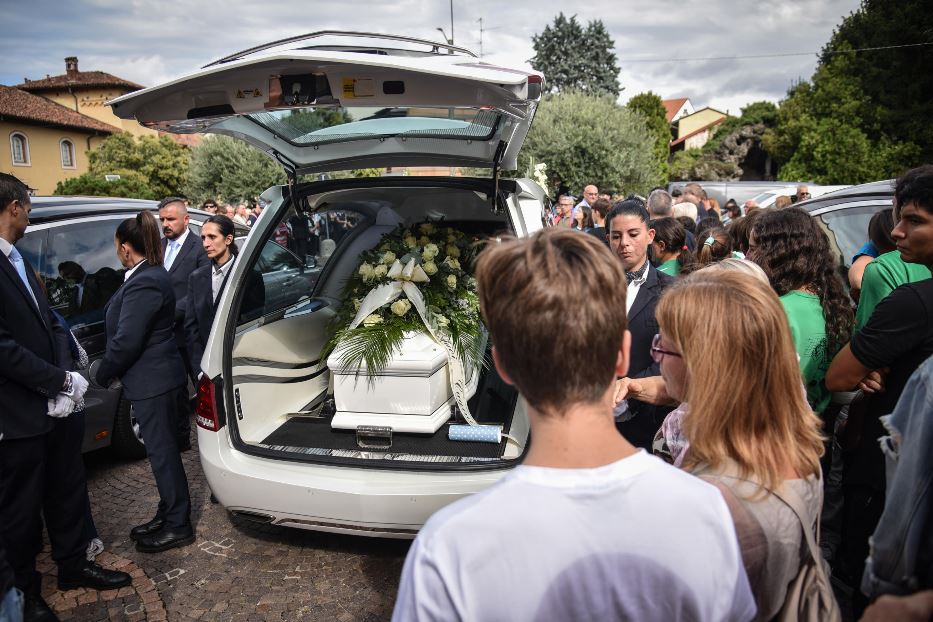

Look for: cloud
[1,0,860,113]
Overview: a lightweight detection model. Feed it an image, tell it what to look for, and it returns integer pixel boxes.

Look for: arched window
[10,132,29,166]
[60,139,76,169]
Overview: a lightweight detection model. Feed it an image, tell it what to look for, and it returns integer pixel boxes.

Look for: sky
[0,0,862,115]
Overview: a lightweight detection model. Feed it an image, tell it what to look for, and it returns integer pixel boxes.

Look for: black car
[797,179,894,274]
[16,197,263,456]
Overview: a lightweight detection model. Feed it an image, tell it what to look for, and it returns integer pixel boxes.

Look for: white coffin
[327,331,479,434]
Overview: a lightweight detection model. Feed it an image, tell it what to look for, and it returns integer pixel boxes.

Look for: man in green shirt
[855,250,931,329]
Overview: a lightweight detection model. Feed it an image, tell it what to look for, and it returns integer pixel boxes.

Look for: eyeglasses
[650,334,681,363]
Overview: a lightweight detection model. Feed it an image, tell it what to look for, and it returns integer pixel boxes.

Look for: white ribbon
[348,259,480,426]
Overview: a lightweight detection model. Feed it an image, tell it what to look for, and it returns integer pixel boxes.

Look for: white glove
[48,394,77,418]
[63,371,89,402]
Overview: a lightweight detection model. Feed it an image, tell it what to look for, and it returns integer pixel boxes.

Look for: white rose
[446,244,461,258]
[353,298,362,311]
[446,274,457,290]
[380,251,396,265]
[373,264,388,278]
[422,260,438,275]
[419,223,436,235]
[362,314,383,327]
[404,235,418,249]
[422,244,439,261]
[390,299,412,317]
[443,257,461,271]
[435,315,450,328]
[358,262,375,282]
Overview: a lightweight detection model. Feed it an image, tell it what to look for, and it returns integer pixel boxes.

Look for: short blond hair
[656,270,823,490]
[475,229,627,415]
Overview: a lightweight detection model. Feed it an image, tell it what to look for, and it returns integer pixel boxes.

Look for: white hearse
[109,32,546,537]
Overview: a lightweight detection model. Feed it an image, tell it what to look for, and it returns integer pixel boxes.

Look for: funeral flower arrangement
[323,222,485,376]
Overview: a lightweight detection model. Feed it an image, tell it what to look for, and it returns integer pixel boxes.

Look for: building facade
[0,85,116,194]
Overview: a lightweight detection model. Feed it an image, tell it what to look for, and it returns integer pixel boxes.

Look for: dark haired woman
[185,215,239,374]
[650,217,694,277]
[94,210,193,553]
[749,207,854,417]
[695,227,733,268]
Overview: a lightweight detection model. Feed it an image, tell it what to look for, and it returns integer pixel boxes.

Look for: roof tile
[0,85,120,134]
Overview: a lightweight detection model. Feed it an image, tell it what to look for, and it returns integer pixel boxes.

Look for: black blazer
[0,248,69,439]
[184,259,265,374]
[162,231,209,341]
[620,264,675,449]
[96,262,186,401]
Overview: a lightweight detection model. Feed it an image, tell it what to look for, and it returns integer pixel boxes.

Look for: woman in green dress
[650,217,695,277]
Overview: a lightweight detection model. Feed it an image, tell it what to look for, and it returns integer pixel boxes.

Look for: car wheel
[111,396,147,459]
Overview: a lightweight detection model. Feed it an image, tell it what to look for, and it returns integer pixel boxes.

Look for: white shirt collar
[0,236,13,258]
[213,254,235,276]
[124,260,146,281]
[168,227,190,250]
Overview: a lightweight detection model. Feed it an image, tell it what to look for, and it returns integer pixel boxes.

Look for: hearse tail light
[196,375,221,432]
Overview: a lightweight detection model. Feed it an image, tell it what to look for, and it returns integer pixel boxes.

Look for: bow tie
[625,261,649,284]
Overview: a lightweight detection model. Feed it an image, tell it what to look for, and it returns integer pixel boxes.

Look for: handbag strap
[765,484,825,571]
[708,470,826,571]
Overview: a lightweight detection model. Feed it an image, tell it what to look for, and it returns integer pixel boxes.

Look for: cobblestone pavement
[38,431,411,621]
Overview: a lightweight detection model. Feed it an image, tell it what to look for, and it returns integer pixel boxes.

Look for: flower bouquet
[323,222,486,381]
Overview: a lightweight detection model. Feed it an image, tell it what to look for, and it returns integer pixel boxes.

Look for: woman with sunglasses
[652,269,826,620]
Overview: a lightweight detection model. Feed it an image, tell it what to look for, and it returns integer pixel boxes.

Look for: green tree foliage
[520,92,658,195]
[88,132,191,197]
[766,0,931,183]
[283,108,353,134]
[626,92,670,184]
[531,14,622,97]
[185,135,285,204]
[54,171,156,199]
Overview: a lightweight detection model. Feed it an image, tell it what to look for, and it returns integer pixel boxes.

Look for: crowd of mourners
[392,166,933,621]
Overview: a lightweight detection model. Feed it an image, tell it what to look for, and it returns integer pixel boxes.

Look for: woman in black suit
[184,215,237,376]
[95,211,194,553]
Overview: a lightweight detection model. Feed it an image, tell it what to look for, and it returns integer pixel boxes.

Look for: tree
[531,14,622,97]
[626,92,670,185]
[54,171,156,199]
[185,135,285,204]
[520,92,658,196]
[89,132,191,197]
[765,0,931,183]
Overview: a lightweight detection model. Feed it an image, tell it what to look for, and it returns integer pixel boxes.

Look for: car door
[107,33,543,176]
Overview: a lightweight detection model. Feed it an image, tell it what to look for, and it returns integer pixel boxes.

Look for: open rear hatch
[108,32,542,176]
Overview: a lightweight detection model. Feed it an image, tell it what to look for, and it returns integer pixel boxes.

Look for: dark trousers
[44,412,96,574]
[135,388,191,528]
[175,343,194,447]
[0,436,46,595]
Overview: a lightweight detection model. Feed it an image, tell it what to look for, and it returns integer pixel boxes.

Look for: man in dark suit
[159,198,209,450]
[606,199,675,450]
[0,174,129,622]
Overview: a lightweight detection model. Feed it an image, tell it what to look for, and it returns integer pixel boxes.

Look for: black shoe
[57,561,132,591]
[23,593,59,622]
[130,516,165,541]
[135,526,195,553]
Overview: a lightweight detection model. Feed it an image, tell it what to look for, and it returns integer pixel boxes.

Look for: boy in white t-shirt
[392,229,756,622]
